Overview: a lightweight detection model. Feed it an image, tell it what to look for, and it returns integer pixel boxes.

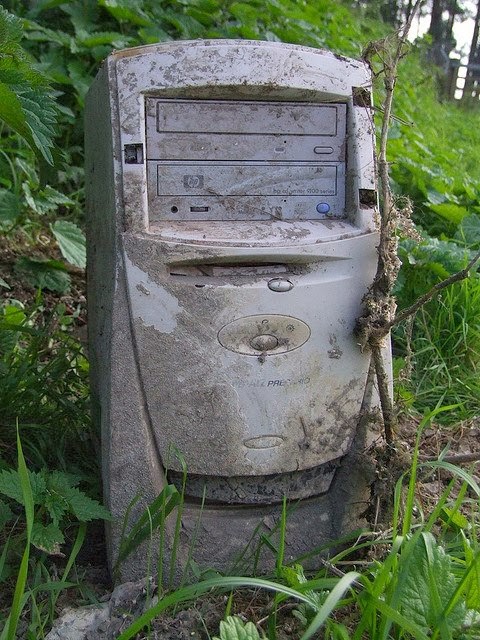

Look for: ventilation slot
[170,263,292,278]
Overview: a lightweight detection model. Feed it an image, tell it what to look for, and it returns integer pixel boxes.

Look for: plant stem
[390,250,480,330]
[357,0,427,442]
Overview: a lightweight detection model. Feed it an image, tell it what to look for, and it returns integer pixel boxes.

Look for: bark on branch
[356,0,424,444]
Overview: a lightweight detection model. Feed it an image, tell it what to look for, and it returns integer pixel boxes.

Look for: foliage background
[0,1,480,636]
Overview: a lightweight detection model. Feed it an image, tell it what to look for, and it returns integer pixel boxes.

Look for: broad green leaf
[398,235,472,276]
[15,257,71,294]
[64,486,111,522]
[2,304,26,325]
[455,214,480,247]
[31,522,64,555]
[23,183,73,216]
[0,469,47,506]
[66,60,92,103]
[387,122,402,139]
[51,220,86,268]
[429,202,468,224]
[423,260,450,279]
[0,500,13,530]
[464,542,480,611]
[0,304,26,354]
[0,7,23,48]
[427,189,447,205]
[440,507,469,531]
[76,30,131,48]
[213,616,262,640]
[0,470,26,505]
[0,277,10,289]
[398,533,466,633]
[229,2,259,22]
[99,0,151,26]
[163,11,206,38]
[0,82,34,146]
[0,9,58,164]
[43,470,81,524]
[46,470,82,491]
[44,492,69,527]
[0,190,21,227]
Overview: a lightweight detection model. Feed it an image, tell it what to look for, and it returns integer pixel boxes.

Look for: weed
[0,299,90,470]
[106,411,480,639]
[395,275,480,422]
[1,1,480,637]
[213,615,264,640]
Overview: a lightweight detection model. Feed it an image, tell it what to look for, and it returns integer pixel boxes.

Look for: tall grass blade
[114,485,180,570]
[116,576,327,640]
[403,406,457,536]
[1,427,34,640]
[168,447,187,589]
[179,487,207,588]
[276,497,287,576]
[422,461,480,496]
[300,572,360,640]
[365,595,431,640]
[61,521,86,583]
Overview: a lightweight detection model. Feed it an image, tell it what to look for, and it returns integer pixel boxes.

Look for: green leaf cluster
[213,616,264,640]
[398,533,467,633]
[0,300,90,469]
[0,467,110,556]
[0,7,58,163]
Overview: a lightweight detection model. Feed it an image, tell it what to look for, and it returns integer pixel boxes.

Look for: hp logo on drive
[183,175,204,189]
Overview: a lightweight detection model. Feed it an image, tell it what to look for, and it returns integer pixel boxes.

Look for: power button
[316,202,331,214]
[250,334,279,351]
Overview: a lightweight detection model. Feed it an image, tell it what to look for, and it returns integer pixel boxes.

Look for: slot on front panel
[169,263,292,278]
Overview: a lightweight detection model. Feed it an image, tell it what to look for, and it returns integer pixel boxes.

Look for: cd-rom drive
[145,99,347,222]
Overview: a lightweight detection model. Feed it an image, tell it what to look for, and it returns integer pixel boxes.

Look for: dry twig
[355,0,479,444]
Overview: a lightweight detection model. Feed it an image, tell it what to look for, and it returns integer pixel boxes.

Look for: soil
[2,236,479,639]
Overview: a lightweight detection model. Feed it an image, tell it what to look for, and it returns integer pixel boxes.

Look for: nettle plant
[0,466,110,575]
[0,7,86,291]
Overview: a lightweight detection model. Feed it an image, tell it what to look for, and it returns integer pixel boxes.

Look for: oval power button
[250,334,279,351]
[268,278,293,292]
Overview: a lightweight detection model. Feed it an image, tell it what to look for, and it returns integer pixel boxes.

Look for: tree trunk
[405,0,414,21]
[445,0,457,48]
[380,0,400,25]
[429,0,445,45]
[463,0,480,100]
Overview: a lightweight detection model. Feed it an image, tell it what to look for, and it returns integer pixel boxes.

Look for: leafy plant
[0,431,102,640]
[213,616,264,640]
[0,428,34,640]
[0,467,110,557]
[0,7,58,164]
[50,220,86,268]
[0,299,90,469]
[394,274,480,422]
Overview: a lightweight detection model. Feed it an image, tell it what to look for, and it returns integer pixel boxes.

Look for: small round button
[268,278,294,292]
[250,334,279,351]
[316,202,331,214]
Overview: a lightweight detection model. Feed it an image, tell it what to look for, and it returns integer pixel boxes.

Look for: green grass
[109,409,480,640]
[0,299,91,470]
[395,275,480,423]
[1,0,480,636]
